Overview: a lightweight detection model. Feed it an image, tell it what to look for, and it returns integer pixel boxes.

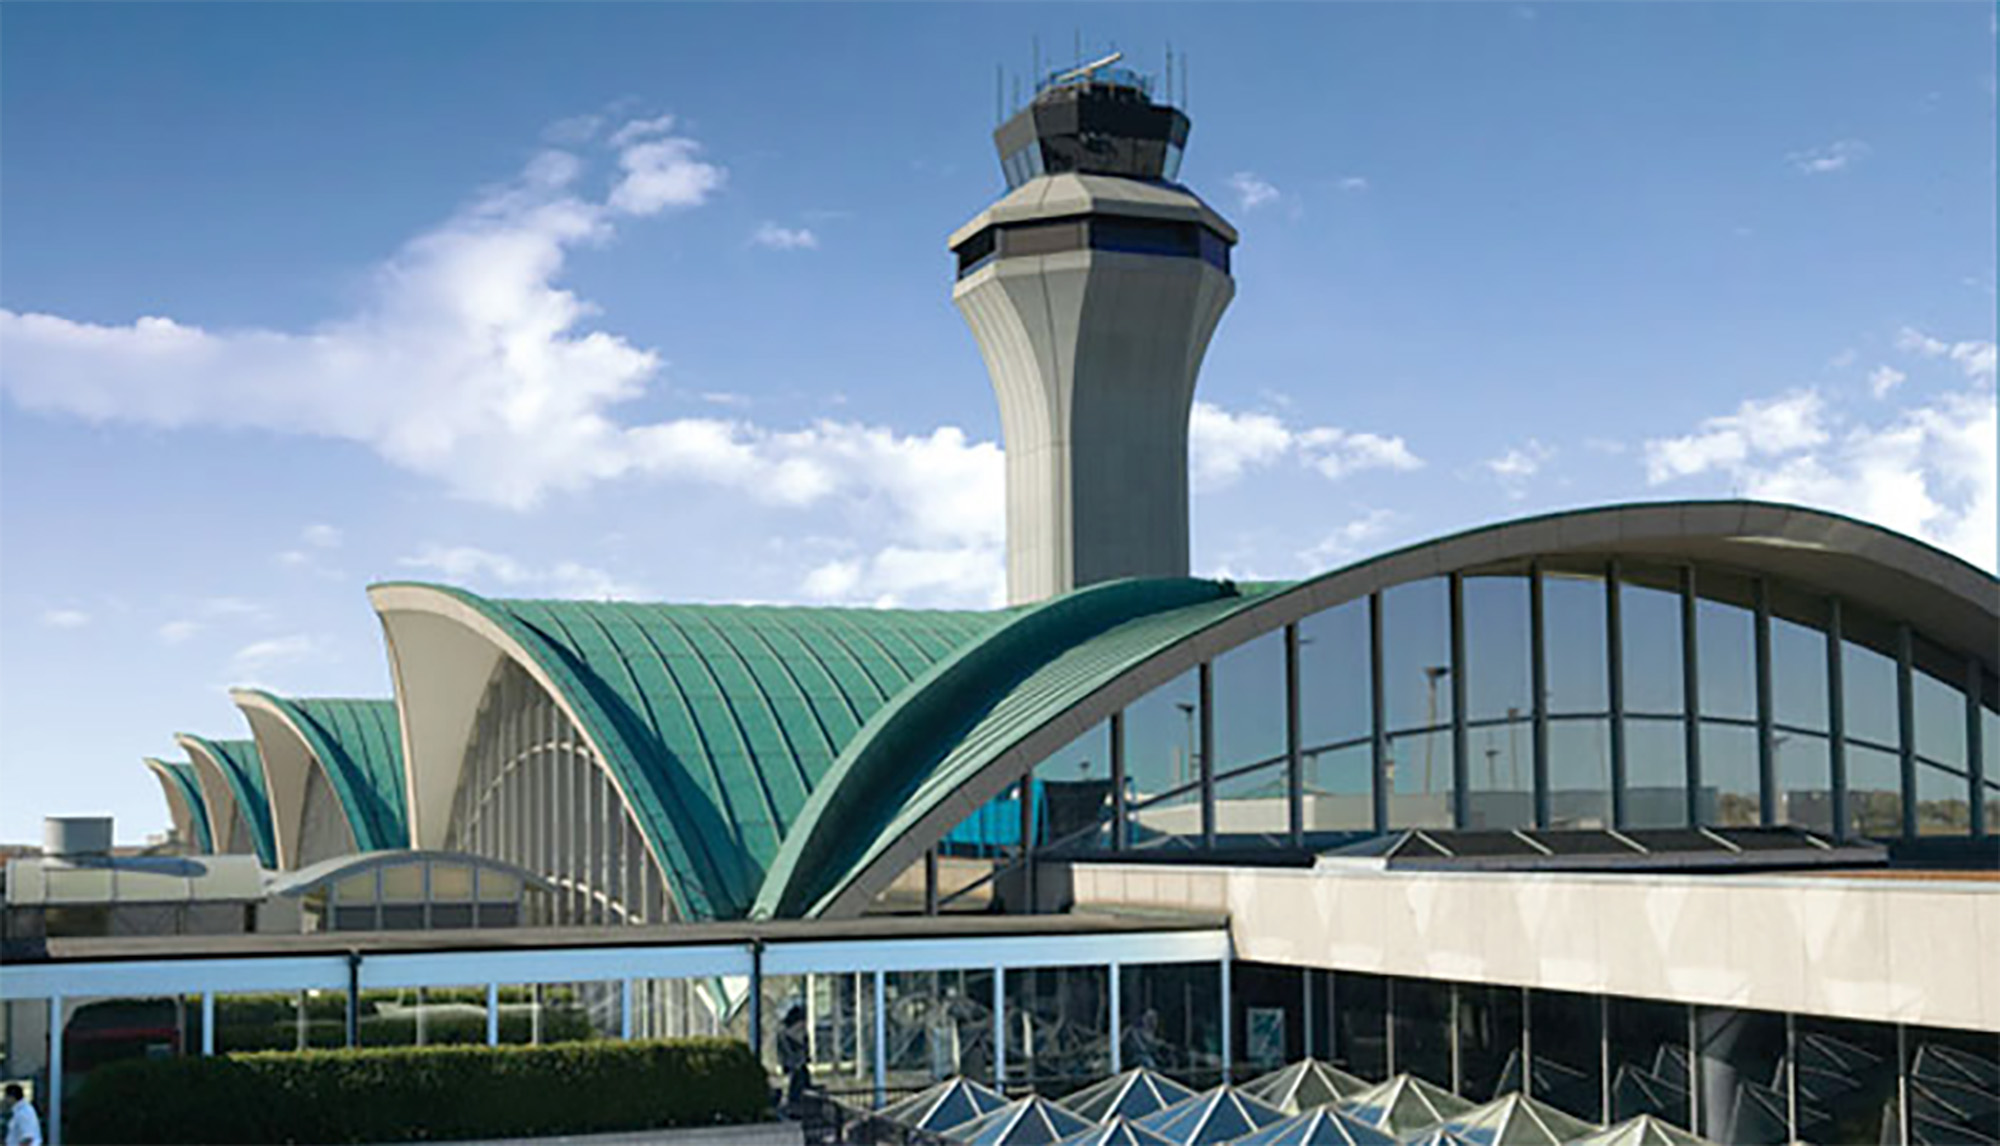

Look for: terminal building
[3,53,1996,1146]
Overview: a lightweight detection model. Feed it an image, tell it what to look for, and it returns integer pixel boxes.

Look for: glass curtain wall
[1298,599,1373,841]
[1382,579,1454,829]
[1464,574,1534,830]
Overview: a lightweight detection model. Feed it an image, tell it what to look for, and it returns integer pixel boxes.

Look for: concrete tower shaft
[952,175,1236,605]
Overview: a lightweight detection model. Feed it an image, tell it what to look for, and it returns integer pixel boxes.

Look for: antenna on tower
[996,64,1004,125]
[1012,74,1022,113]
[1074,28,1082,69]
[1180,51,1189,110]
[1032,35,1040,93]
[1165,40,1173,105]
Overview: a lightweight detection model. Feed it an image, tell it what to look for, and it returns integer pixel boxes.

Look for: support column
[1897,625,1918,839]
[1450,573,1469,828]
[1110,712,1128,851]
[1199,661,1216,848]
[620,980,633,1041]
[1370,592,1390,833]
[1530,565,1551,828]
[1607,559,1628,829]
[924,848,939,916]
[1828,599,1849,839]
[873,970,887,1109]
[1220,950,1233,1082]
[1108,962,1123,1075]
[48,995,63,1146]
[200,992,215,1056]
[1755,579,1777,826]
[1969,658,1987,837]
[1682,565,1703,827]
[486,983,499,1046]
[993,967,1007,1087]
[1286,623,1304,847]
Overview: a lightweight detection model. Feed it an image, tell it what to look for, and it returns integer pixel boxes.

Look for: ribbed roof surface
[1231,1107,1398,1146]
[953,1095,1096,1146]
[1063,1068,1201,1123]
[252,694,407,851]
[450,593,1011,919]
[1243,1061,1373,1113]
[1438,1093,1599,1146]
[1053,1117,1181,1146]
[880,1077,1012,1133]
[1139,1087,1287,1146]
[181,735,275,867]
[144,758,213,853]
[1340,1075,1475,1139]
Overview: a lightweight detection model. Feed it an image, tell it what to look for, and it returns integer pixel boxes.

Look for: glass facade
[921,557,1992,898]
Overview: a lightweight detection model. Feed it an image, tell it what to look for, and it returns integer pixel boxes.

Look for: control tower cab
[951,53,1237,606]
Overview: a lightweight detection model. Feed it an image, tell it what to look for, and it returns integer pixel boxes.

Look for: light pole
[1422,666,1450,794]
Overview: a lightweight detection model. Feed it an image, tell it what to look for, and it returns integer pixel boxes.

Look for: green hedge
[67,1036,769,1144]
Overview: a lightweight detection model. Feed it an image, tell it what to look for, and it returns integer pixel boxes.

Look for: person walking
[3,1084,43,1146]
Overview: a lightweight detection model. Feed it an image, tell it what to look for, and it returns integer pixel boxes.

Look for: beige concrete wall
[1071,861,2000,1033]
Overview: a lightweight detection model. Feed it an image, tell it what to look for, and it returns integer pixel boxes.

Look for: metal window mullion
[1682,565,1703,827]
[1755,579,1777,826]
[1828,599,1849,839]
[1108,961,1123,1074]
[993,966,1006,1086]
[1607,559,1628,829]
[1968,658,1987,837]
[1450,573,1469,828]
[1199,661,1216,847]
[1530,565,1551,828]
[1111,711,1128,851]
[1371,592,1389,833]
[1448,982,1462,1094]
[1897,624,1918,839]
[1286,623,1304,847]
[1598,993,1611,1124]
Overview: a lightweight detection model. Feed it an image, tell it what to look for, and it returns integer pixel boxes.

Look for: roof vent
[42,816,113,858]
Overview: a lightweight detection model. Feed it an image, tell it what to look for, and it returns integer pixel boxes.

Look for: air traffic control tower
[950,53,1237,606]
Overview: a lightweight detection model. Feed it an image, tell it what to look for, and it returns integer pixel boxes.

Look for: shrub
[67,1036,769,1144]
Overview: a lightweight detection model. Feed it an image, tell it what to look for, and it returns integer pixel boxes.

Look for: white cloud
[41,608,90,628]
[1786,138,1869,175]
[399,545,650,599]
[1189,402,1423,490]
[1337,176,1369,192]
[1867,365,1907,399]
[750,222,819,251]
[230,634,321,671]
[1227,172,1280,210]
[301,523,342,548]
[1896,326,1996,383]
[200,596,271,622]
[157,620,201,644]
[1485,439,1553,480]
[0,114,724,511]
[1642,367,1997,570]
[1643,391,1830,483]
[1299,508,1400,570]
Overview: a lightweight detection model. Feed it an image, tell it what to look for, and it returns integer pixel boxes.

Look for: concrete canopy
[232,691,406,869]
[141,757,213,854]
[368,583,1010,920]
[758,500,1999,919]
[174,733,276,868]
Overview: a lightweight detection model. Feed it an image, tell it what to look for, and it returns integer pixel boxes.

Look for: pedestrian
[3,1084,42,1146]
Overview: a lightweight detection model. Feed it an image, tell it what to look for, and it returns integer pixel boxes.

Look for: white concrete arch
[176,734,246,858]
[141,758,206,854]
[232,690,358,871]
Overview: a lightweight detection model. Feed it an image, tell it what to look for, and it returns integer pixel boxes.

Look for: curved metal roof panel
[178,735,276,868]
[143,758,213,854]
[243,694,408,852]
[393,589,1012,920]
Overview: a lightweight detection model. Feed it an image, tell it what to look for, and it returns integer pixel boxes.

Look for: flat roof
[13,907,1228,965]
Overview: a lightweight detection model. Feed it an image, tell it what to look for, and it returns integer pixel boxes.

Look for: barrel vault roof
[238,693,408,853]
[175,734,276,867]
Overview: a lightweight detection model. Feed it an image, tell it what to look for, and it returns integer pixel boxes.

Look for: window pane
[1302,742,1374,840]
[1006,965,1109,1093]
[1386,729,1452,829]
[1545,571,1609,716]
[1456,984,1525,1103]
[1915,759,1971,837]
[1389,977,1451,1088]
[1549,718,1612,829]
[1124,670,1203,850]
[1985,703,1999,831]
[1214,760,1289,848]
[885,969,994,1087]
[1464,575,1531,722]
[1912,659,1966,772]
[1212,630,1287,776]
[1795,1015,1899,1146]
[1625,718,1688,829]
[1233,964,1304,1072]
[1695,1007,1788,1145]
[1611,997,1691,1128]
[1621,574,1685,717]
[1034,722,1113,853]
[1122,962,1223,1087]
[1700,723,1761,827]
[1466,718,1534,830]
[1697,593,1757,722]
[1771,617,1830,732]
[1775,732,1834,835]
[1907,1024,2000,1144]
[1299,599,1370,751]
[1331,972,1389,1084]
[1843,638,1900,750]
[1530,989,1603,1123]
[1383,579,1453,730]
[1846,744,1902,839]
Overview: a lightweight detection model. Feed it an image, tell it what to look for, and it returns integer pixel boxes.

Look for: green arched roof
[245,693,408,852]
[393,587,1015,920]
[180,734,276,867]
[143,758,213,854]
[757,580,1280,917]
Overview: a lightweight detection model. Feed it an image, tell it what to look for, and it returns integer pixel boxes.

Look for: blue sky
[2,2,1993,843]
